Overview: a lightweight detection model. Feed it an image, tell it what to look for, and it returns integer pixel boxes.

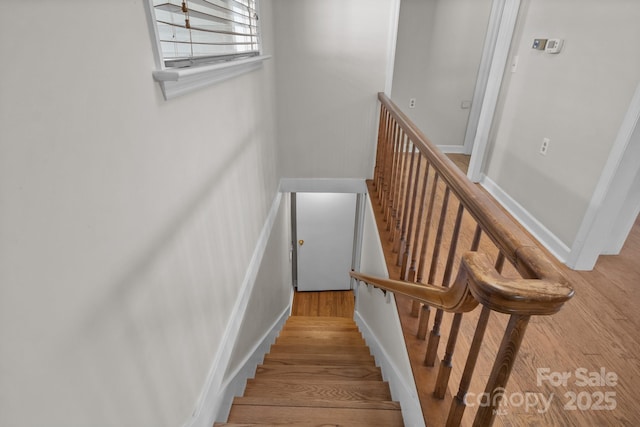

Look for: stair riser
[254,365,383,381]
[268,344,371,356]
[233,396,401,410]
[227,405,403,426]
[262,354,376,366]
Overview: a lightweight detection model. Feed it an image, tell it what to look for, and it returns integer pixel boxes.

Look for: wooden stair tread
[275,336,366,346]
[262,352,376,366]
[286,316,356,322]
[232,396,401,410]
[244,379,392,401]
[281,327,361,334]
[267,343,371,355]
[227,405,403,426]
[278,329,363,339]
[284,317,359,328]
[253,364,383,381]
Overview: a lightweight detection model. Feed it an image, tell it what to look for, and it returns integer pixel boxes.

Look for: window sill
[152,55,271,100]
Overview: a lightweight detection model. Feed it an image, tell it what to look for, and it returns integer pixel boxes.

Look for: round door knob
[298,239,304,246]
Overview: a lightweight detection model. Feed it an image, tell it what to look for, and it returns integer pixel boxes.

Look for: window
[147,0,269,99]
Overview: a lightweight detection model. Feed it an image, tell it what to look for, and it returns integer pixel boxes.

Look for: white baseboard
[479,174,571,263]
[215,306,290,423]
[354,309,425,427]
[437,144,468,154]
[182,192,283,427]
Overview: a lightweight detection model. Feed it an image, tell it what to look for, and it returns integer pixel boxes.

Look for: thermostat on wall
[545,39,564,54]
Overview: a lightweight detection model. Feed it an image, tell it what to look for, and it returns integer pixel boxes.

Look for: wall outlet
[540,137,550,155]
[409,98,416,109]
[532,38,548,50]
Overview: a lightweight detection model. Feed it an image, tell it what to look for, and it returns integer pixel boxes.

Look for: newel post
[472,313,530,426]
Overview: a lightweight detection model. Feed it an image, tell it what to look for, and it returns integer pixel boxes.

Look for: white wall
[391,0,436,123]
[225,195,292,379]
[273,0,396,178]
[483,0,640,249]
[392,0,493,148]
[0,1,281,427]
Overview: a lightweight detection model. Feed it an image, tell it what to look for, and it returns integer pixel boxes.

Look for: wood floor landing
[291,290,355,318]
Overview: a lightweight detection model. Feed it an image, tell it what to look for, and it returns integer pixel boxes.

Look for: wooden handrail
[361,92,574,315]
[351,251,573,316]
[376,92,570,284]
[355,93,576,427]
[350,269,478,313]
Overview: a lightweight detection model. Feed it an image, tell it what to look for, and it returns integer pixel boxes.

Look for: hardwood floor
[446,153,471,174]
[291,290,355,318]
[374,181,640,425]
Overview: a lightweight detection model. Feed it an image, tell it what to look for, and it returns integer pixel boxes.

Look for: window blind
[152,0,259,68]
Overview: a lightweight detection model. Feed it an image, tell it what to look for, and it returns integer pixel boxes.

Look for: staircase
[215,316,404,426]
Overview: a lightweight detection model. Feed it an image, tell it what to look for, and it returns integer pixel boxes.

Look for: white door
[296,192,357,291]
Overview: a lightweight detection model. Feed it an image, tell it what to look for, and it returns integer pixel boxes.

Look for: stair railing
[350,92,574,427]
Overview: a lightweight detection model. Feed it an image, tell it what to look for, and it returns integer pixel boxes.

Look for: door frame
[281,178,368,290]
[467,0,521,181]
[384,0,522,179]
[567,83,640,270]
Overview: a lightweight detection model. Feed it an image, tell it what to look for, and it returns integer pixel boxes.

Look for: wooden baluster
[388,129,405,233]
[473,314,531,427]
[434,224,482,398]
[382,110,394,205]
[415,172,439,333]
[416,308,431,339]
[435,312,462,398]
[409,161,431,318]
[446,251,505,426]
[396,144,418,266]
[423,187,452,366]
[446,306,492,427]
[400,153,422,277]
[378,113,393,210]
[384,123,401,223]
[376,107,388,203]
[408,160,431,283]
[391,136,411,247]
[373,106,387,194]
[382,122,396,220]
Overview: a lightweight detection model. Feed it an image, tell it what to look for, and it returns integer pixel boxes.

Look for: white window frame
[145,0,270,100]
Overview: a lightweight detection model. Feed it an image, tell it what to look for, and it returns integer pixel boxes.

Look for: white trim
[462,0,507,155]
[214,306,290,424]
[437,144,467,154]
[384,0,402,96]
[355,307,425,427]
[182,191,282,427]
[567,83,640,270]
[279,178,368,194]
[479,174,571,262]
[468,0,521,182]
[153,56,272,100]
